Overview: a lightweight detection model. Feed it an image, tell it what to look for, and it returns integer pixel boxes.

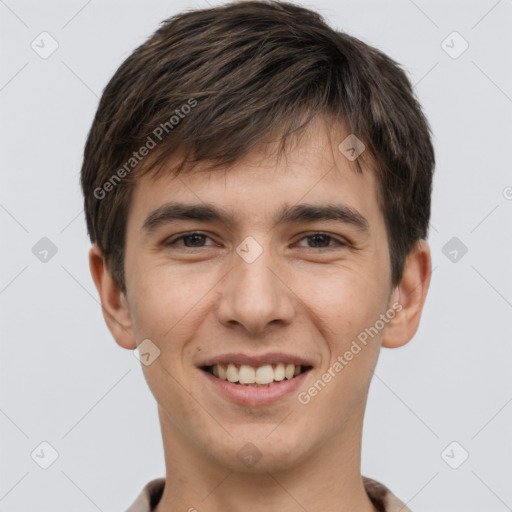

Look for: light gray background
[1,0,511,511]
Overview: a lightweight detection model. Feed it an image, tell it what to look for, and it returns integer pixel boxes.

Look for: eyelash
[164,231,348,251]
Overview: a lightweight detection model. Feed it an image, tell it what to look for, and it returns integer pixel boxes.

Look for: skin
[90,116,431,512]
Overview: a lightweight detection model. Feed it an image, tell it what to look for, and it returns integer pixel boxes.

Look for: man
[81,1,434,510]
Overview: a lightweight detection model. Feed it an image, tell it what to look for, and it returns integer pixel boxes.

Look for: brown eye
[180,234,207,247]
[165,232,215,248]
[296,232,346,249]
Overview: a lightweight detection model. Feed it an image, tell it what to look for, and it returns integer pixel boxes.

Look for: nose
[215,244,295,334]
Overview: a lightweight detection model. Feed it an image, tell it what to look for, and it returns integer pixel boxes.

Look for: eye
[164,232,215,248]
[163,231,348,251]
[295,232,347,250]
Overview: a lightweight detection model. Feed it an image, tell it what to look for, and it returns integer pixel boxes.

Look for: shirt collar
[125,476,411,512]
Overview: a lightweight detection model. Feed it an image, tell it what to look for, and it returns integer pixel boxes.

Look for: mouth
[196,353,315,405]
[200,363,313,387]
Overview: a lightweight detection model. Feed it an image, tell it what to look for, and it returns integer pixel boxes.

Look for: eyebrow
[142,201,369,234]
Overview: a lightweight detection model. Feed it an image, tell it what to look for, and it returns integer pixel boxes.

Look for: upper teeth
[211,363,302,384]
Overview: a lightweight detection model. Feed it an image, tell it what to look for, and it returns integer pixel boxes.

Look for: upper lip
[197,352,314,368]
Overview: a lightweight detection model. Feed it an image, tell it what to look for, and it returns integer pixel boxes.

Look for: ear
[382,240,432,348]
[88,244,136,350]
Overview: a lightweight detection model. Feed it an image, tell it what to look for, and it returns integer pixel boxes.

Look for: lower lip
[200,368,311,406]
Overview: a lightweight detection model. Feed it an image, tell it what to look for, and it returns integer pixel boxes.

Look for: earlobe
[381,240,432,349]
[88,245,137,350]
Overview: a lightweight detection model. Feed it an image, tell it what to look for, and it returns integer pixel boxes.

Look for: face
[121,117,397,473]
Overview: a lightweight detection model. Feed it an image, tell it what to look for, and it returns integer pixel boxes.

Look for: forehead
[127,117,381,232]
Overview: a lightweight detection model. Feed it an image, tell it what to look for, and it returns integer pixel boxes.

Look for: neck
[153,404,377,512]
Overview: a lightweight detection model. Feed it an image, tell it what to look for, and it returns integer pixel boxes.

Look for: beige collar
[125,476,412,512]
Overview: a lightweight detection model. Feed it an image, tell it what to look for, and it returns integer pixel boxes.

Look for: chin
[208,428,307,473]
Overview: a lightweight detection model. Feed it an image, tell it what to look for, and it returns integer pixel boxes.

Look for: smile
[202,363,312,386]
[199,363,313,406]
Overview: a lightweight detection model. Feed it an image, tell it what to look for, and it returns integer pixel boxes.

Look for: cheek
[309,267,389,362]
[128,261,213,341]
[300,274,387,425]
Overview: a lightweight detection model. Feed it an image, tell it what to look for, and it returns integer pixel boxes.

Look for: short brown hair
[81,0,435,294]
